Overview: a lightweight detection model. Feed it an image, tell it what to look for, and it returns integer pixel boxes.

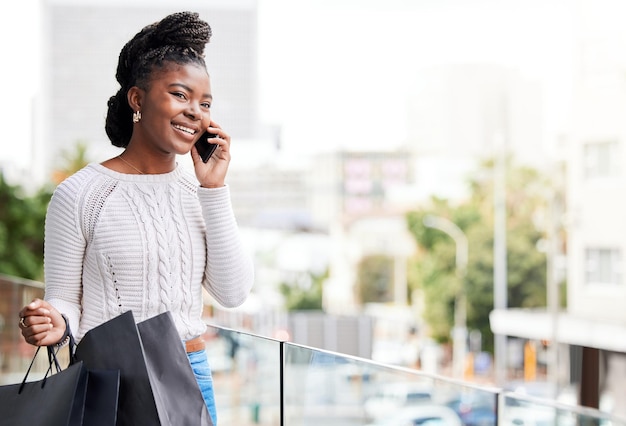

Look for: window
[583,140,620,179]
[585,248,622,285]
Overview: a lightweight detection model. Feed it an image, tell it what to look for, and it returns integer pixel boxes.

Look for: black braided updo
[105,11,212,147]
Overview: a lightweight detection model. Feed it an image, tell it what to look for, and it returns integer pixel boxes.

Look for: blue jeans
[187,349,217,425]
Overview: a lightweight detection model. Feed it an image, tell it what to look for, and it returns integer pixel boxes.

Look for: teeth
[174,124,195,135]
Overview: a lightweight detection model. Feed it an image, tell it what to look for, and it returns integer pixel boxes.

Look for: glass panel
[502,393,626,426]
[283,344,497,426]
[206,325,282,425]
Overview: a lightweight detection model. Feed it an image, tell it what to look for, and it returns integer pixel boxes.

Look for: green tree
[356,254,395,304]
[279,269,328,311]
[0,140,92,281]
[52,140,91,184]
[0,173,52,280]
[406,158,551,353]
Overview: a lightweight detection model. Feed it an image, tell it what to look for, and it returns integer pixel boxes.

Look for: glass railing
[206,325,626,426]
[282,344,497,426]
[1,284,624,426]
[500,392,626,426]
[205,326,282,425]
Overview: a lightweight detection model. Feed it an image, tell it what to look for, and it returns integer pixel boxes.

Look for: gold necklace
[118,154,144,174]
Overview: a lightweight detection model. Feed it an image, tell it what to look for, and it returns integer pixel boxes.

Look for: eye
[201,102,211,109]
[171,91,187,100]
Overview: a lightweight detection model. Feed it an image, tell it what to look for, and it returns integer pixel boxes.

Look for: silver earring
[132,110,142,123]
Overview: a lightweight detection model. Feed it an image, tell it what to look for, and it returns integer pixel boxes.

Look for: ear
[127,86,144,112]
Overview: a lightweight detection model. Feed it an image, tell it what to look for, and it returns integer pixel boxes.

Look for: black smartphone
[195,132,218,163]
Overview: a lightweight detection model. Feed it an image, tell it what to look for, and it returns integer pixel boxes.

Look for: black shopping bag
[83,368,121,426]
[75,310,212,426]
[137,312,213,425]
[0,344,120,426]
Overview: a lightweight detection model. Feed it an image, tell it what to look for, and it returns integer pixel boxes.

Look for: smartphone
[195,132,218,163]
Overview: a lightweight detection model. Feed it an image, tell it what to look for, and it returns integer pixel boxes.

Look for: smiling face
[127,62,212,157]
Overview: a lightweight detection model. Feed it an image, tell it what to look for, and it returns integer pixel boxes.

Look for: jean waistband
[184,336,205,353]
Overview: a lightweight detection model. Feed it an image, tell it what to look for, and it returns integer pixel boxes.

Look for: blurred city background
[1,0,625,423]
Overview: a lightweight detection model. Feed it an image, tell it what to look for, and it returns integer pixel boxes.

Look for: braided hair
[105,11,212,147]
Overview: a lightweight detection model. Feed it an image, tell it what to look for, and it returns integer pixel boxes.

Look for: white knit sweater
[44,163,254,342]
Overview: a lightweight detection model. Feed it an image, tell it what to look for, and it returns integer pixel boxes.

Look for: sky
[0,0,583,179]
[256,0,577,155]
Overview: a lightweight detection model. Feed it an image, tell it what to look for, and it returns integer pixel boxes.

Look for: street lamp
[423,215,468,379]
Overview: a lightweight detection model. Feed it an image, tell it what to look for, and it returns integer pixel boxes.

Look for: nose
[185,102,202,120]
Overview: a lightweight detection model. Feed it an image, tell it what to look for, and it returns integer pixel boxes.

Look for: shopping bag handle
[18,346,43,393]
[18,315,77,393]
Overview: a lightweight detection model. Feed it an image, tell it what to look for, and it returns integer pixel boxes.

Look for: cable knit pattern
[44,163,254,342]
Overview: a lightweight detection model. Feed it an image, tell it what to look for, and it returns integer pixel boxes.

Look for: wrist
[56,314,71,347]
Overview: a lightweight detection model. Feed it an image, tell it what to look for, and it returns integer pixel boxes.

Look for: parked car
[367,405,463,426]
[500,406,557,426]
[444,392,496,426]
[364,382,434,420]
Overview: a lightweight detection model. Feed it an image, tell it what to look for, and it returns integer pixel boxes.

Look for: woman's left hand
[191,120,231,188]
[18,299,66,347]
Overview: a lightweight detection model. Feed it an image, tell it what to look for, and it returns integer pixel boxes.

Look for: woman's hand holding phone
[191,121,231,188]
[195,132,218,163]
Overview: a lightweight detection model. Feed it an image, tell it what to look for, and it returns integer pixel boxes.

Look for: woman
[18,11,254,424]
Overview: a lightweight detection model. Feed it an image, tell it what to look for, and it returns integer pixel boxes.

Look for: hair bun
[150,11,211,56]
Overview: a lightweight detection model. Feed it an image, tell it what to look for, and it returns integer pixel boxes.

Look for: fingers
[19,298,51,320]
[20,314,52,329]
[19,298,64,346]
[20,315,54,346]
[207,121,231,146]
[206,133,229,155]
[21,319,53,343]
[208,120,222,131]
[18,298,42,317]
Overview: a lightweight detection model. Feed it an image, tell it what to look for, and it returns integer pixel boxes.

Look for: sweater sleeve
[197,185,254,308]
[43,176,86,337]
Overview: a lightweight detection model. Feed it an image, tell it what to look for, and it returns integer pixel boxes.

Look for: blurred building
[310,150,414,227]
[35,0,259,184]
[306,151,417,316]
[491,0,626,416]
[564,0,626,414]
[228,149,415,231]
[228,158,312,230]
[223,149,417,360]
